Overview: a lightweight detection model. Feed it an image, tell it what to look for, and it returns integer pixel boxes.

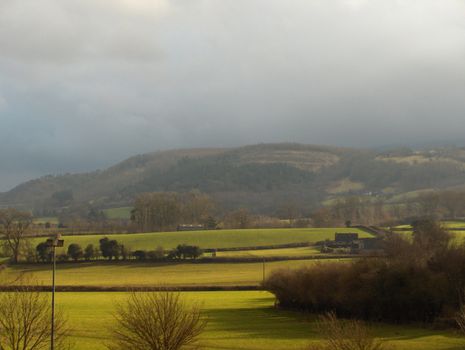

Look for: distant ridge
[2,143,465,214]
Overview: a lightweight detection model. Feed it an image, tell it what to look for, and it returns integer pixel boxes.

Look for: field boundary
[11,254,357,266]
[0,285,264,292]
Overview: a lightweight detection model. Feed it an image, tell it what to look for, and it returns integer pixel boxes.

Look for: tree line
[310,190,465,227]
[34,238,203,263]
[131,191,216,232]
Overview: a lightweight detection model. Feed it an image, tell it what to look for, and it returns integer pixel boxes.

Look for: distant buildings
[324,232,384,254]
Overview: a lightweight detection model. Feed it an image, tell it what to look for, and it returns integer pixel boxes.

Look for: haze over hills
[2,143,465,215]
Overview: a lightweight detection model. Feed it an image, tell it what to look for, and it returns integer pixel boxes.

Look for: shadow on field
[203,306,319,340]
[203,302,465,348]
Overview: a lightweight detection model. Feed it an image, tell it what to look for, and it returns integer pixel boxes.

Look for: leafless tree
[0,208,33,263]
[0,285,70,350]
[108,291,206,350]
[456,301,465,335]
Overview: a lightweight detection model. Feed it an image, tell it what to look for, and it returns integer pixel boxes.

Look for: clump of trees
[265,220,465,323]
[109,291,206,350]
[168,244,203,260]
[131,191,215,232]
[311,190,465,227]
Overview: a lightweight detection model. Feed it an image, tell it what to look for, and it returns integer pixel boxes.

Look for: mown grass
[57,291,465,350]
[30,227,371,252]
[6,259,347,287]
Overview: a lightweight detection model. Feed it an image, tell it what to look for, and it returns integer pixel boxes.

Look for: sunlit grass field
[102,207,132,220]
[33,216,60,225]
[30,227,371,252]
[392,221,465,230]
[6,259,347,287]
[215,246,321,258]
[58,291,465,350]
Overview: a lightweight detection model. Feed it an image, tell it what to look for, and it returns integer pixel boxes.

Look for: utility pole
[47,234,64,350]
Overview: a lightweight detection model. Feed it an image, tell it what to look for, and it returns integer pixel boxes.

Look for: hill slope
[2,143,465,215]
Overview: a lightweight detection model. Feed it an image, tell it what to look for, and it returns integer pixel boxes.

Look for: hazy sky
[1,0,465,191]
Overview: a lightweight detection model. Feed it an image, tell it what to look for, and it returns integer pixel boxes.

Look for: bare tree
[109,291,206,350]
[456,302,465,335]
[0,208,33,263]
[306,312,390,350]
[0,285,69,350]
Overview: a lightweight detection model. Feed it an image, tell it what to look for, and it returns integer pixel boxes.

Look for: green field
[215,246,321,258]
[392,221,465,230]
[57,291,465,350]
[102,207,132,220]
[6,259,345,287]
[33,216,59,225]
[31,227,371,252]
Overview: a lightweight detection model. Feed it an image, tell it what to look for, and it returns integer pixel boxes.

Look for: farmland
[58,291,465,350]
[30,227,371,252]
[102,207,132,220]
[3,225,465,350]
[215,246,321,258]
[5,259,348,287]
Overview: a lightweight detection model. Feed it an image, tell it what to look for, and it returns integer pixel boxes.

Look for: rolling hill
[2,143,465,215]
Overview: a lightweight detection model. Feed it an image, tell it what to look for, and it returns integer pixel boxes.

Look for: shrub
[147,246,165,261]
[36,241,51,262]
[99,237,121,260]
[109,291,206,350]
[170,244,202,260]
[84,244,97,261]
[67,243,83,261]
[133,250,147,261]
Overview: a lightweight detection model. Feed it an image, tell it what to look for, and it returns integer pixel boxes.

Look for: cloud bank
[1,0,465,190]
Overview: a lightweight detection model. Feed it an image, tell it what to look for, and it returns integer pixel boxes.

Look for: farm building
[335,232,359,243]
[322,233,385,254]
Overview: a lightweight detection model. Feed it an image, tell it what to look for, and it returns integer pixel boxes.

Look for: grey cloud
[1,0,465,190]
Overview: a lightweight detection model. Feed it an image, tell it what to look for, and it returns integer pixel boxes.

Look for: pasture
[5,259,347,287]
[33,216,59,225]
[30,227,371,252]
[102,207,132,220]
[58,291,465,350]
[215,246,321,258]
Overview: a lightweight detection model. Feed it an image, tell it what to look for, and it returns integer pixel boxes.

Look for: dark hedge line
[264,220,465,323]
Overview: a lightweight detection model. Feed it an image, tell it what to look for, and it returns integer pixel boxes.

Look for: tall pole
[262,257,265,285]
[48,234,63,350]
[51,244,56,350]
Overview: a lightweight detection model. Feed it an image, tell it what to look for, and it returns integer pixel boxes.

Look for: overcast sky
[1,0,465,191]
